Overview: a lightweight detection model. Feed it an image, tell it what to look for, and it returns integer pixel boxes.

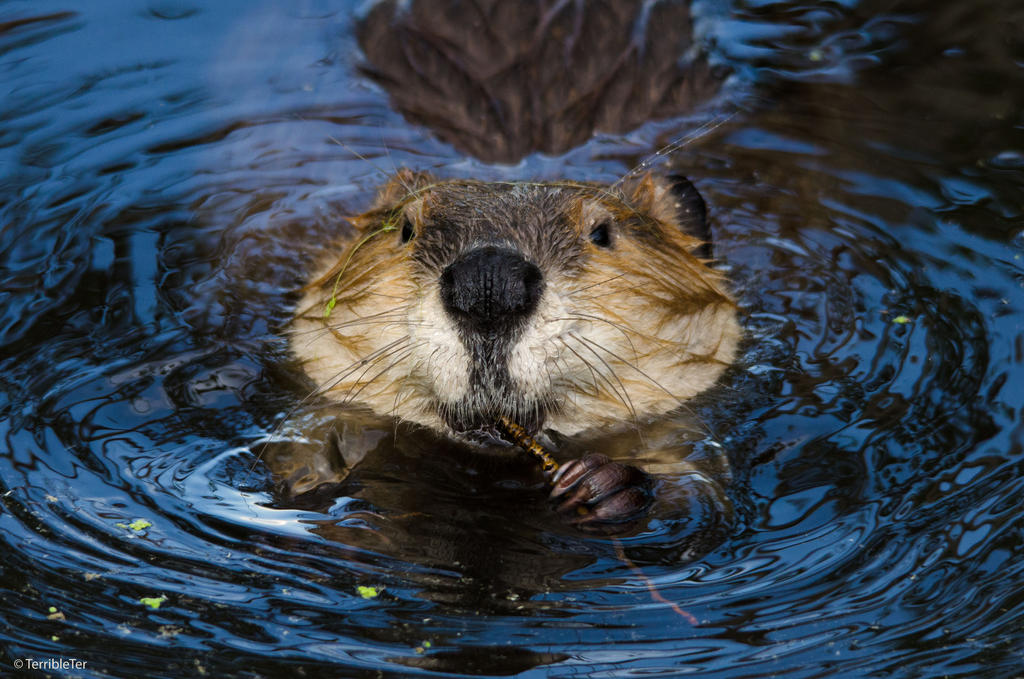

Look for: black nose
[440,246,544,332]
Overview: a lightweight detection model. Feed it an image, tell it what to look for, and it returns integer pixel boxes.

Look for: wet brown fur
[290,171,739,438]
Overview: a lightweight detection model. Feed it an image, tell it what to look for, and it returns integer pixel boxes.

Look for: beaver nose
[440,246,544,332]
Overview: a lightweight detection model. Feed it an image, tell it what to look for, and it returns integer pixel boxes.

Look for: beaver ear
[666,173,712,259]
[624,172,712,258]
[372,169,437,209]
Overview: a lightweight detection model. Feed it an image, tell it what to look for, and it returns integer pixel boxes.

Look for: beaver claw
[549,454,653,533]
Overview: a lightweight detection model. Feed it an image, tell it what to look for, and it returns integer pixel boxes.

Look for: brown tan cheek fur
[538,198,738,433]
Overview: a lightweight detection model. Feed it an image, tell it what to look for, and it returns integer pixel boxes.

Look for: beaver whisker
[572,332,678,403]
[332,352,423,413]
[321,306,428,344]
[320,277,418,302]
[385,346,430,426]
[611,111,737,190]
[567,332,640,426]
[562,272,628,297]
[336,342,424,408]
[559,312,642,361]
[572,333,711,437]
[308,313,412,335]
[293,285,408,319]
[325,314,419,332]
[296,321,424,356]
[340,289,413,302]
[376,139,408,195]
[304,253,400,296]
[250,338,415,474]
[324,316,429,334]
[292,307,410,335]
[561,335,638,428]
[635,255,730,302]
[423,344,446,379]
[566,280,653,303]
[322,130,394,182]
[291,316,403,337]
[335,339,421,399]
[553,351,597,399]
[556,338,608,400]
[317,336,413,398]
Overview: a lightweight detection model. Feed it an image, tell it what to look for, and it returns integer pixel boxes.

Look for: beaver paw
[550,454,653,534]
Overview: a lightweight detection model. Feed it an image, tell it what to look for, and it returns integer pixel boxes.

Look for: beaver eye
[589,222,612,248]
[400,217,414,244]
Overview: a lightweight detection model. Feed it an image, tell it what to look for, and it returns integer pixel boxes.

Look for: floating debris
[115,518,153,532]
[140,596,167,610]
[357,586,380,599]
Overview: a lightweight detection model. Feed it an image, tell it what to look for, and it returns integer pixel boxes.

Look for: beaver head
[290,171,739,441]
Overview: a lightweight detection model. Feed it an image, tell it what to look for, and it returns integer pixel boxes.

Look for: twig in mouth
[496,416,560,477]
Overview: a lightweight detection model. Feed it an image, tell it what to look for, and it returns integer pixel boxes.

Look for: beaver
[285,169,740,534]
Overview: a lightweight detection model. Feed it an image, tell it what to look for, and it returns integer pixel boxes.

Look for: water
[2,1,1023,677]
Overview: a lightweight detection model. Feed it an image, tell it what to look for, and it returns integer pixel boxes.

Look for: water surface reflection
[1,1,1022,677]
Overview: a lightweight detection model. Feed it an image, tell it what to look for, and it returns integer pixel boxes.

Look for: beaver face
[291,171,739,440]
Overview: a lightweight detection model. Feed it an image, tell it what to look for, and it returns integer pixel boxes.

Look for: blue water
[2,1,1023,677]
